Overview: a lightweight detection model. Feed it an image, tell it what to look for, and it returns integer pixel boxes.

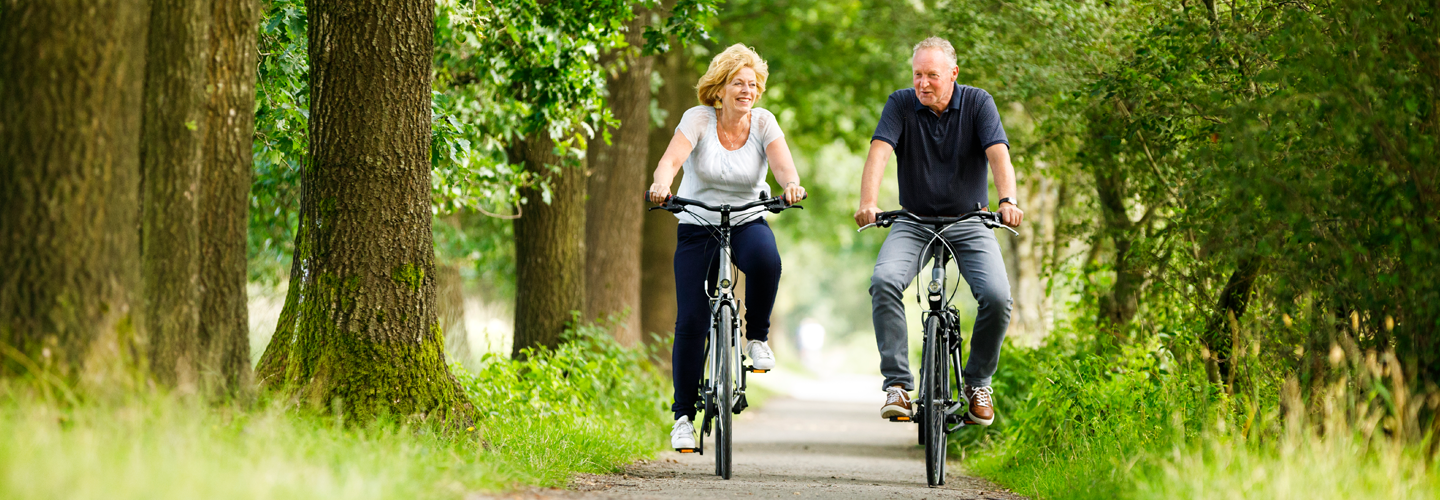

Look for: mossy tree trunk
[585,11,652,346]
[197,0,260,397]
[0,0,149,380]
[141,0,210,389]
[512,134,586,357]
[640,42,695,359]
[254,0,473,423]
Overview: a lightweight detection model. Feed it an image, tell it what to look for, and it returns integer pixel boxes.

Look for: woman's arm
[765,137,806,204]
[647,132,695,203]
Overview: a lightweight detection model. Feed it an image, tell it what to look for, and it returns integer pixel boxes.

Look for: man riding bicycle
[853,37,1023,426]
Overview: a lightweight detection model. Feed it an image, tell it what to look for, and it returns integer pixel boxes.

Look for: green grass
[0,324,671,500]
[958,337,1439,500]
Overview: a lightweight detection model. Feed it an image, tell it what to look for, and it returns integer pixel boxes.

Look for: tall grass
[960,332,1439,500]
[0,323,669,500]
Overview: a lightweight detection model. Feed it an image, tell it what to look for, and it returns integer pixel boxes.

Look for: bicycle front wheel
[923,314,947,487]
[715,304,734,479]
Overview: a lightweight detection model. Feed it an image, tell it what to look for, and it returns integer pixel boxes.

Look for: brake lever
[986,221,1019,235]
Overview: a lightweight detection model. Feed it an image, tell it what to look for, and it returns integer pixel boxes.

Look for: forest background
[1,0,1437,499]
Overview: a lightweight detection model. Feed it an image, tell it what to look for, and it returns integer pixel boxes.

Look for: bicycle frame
[859,208,1016,487]
[647,191,801,479]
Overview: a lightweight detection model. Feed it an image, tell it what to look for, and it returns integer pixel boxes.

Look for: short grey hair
[911,37,957,68]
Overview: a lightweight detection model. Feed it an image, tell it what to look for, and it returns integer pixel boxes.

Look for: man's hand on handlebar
[998,202,1024,227]
[854,204,882,228]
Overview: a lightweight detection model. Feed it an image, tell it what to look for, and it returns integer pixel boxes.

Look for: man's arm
[854,139,894,227]
[986,143,1024,227]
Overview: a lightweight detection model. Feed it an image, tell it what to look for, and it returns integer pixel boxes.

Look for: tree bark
[1203,255,1263,390]
[141,0,209,390]
[1005,164,1058,344]
[584,11,652,346]
[512,135,587,357]
[254,0,472,423]
[1094,167,1144,338]
[197,0,260,397]
[0,0,149,381]
[640,42,695,354]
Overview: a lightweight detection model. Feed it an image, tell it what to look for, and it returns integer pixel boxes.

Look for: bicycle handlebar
[858,209,1018,235]
[644,191,806,215]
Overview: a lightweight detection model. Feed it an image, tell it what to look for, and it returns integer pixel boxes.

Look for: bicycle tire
[716,304,734,479]
[923,315,947,487]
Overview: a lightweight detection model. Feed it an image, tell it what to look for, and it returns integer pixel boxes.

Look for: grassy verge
[0,323,669,500]
[956,335,1439,500]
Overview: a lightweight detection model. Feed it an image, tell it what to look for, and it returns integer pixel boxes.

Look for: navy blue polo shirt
[871,84,1009,216]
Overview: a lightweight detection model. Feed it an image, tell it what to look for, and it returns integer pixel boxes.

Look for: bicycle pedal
[745,366,769,373]
[888,415,912,422]
[675,448,698,453]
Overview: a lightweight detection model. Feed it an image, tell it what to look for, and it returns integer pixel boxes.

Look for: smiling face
[912,48,958,112]
[719,67,760,113]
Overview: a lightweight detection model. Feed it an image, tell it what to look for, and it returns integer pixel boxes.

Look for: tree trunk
[640,42,695,355]
[1094,167,1144,338]
[253,0,472,423]
[197,0,260,397]
[141,0,209,390]
[512,135,586,357]
[0,0,149,381]
[1005,163,1058,345]
[584,11,652,346]
[1203,255,1263,390]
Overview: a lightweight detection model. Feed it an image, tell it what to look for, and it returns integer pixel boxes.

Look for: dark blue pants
[671,219,781,420]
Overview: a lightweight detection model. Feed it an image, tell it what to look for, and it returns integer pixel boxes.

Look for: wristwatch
[998,197,1019,209]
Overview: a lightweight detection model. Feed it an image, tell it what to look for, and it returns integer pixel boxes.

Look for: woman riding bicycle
[646,44,806,451]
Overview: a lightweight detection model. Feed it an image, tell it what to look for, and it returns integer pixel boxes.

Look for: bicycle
[858,207,1017,487]
[646,190,804,479]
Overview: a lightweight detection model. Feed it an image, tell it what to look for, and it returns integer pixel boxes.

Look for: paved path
[486,369,1026,500]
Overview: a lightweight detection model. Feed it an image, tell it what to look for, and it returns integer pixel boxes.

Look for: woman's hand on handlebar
[782,182,807,206]
[647,182,671,204]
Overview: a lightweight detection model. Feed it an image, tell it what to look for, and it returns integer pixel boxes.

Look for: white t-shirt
[672,106,785,226]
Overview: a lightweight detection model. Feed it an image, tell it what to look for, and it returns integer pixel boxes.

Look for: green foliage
[457,318,670,421]
[965,327,1438,500]
[250,0,719,286]
[250,0,308,281]
[944,0,1440,383]
[939,1,1440,496]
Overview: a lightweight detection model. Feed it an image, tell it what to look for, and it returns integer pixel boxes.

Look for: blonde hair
[696,44,769,108]
[911,37,957,68]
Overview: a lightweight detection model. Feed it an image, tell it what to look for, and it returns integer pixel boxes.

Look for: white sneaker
[671,415,697,450]
[746,340,776,370]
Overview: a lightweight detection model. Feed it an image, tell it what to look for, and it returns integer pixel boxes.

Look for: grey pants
[871,221,1011,391]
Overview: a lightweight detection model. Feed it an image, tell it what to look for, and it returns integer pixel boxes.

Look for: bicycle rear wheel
[923,315,947,487]
[715,304,734,479]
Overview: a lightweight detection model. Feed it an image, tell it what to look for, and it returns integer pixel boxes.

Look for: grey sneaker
[880,385,912,419]
[671,415,697,450]
[746,340,776,370]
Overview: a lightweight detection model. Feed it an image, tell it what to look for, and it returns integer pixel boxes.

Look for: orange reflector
[678,449,695,453]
